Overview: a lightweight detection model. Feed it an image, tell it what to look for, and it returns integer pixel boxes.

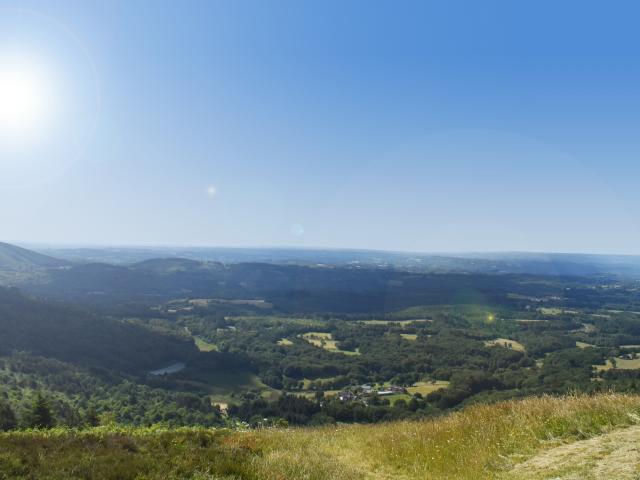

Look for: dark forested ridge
[14,256,636,315]
[0,287,195,372]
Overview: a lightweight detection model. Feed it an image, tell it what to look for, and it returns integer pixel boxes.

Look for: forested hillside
[0,287,194,372]
[0,242,68,270]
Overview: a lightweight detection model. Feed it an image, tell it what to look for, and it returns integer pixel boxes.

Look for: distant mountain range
[17,243,640,278]
[3,242,640,304]
[0,241,635,315]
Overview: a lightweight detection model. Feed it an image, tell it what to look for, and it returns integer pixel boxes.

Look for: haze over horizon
[2,1,640,254]
[9,239,640,261]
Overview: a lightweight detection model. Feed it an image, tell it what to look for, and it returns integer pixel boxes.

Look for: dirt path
[507,425,640,479]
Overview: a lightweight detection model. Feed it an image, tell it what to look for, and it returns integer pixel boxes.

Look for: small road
[507,424,640,479]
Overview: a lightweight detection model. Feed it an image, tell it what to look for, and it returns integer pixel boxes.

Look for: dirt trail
[507,425,640,479]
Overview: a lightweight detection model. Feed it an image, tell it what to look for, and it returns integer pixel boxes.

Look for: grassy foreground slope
[2,393,640,479]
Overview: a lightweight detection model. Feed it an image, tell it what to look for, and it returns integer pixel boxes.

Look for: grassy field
[576,341,595,349]
[399,333,418,341]
[2,393,640,479]
[406,380,450,396]
[538,307,578,315]
[594,356,640,371]
[231,316,326,328]
[193,335,218,352]
[360,319,430,326]
[277,338,294,346]
[300,332,360,355]
[183,370,279,404]
[388,304,509,323]
[484,338,526,352]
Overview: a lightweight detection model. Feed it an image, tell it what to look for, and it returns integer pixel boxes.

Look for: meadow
[2,393,639,479]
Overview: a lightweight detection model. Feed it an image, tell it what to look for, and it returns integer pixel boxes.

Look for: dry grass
[3,393,640,479]
[301,332,360,355]
[576,341,594,349]
[277,338,293,346]
[247,393,640,479]
[508,424,640,479]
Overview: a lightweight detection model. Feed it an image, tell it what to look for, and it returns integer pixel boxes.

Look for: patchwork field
[300,332,360,355]
[595,357,640,371]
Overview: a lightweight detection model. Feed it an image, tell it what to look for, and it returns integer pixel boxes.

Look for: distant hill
[22,256,625,315]
[0,242,69,270]
[32,244,640,278]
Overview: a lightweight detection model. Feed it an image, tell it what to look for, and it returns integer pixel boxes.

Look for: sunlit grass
[2,393,640,479]
[300,332,360,355]
[193,335,217,352]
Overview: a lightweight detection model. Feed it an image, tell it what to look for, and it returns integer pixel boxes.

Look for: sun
[0,58,50,138]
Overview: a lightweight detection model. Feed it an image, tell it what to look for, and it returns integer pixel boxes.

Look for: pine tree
[0,401,17,431]
[85,405,100,427]
[26,393,55,429]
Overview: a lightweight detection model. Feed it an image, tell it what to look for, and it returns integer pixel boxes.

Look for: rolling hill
[0,242,69,270]
[34,244,640,278]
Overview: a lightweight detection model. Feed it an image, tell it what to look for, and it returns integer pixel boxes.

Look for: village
[337,384,407,403]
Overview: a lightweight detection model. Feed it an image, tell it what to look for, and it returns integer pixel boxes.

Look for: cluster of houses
[337,384,407,402]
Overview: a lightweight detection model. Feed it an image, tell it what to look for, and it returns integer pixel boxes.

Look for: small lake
[149,362,186,375]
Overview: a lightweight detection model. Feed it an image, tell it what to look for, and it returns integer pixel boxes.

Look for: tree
[85,405,100,427]
[26,393,55,429]
[0,402,17,431]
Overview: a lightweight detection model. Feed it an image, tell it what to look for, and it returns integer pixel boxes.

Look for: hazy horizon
[3,1,640,254]
[9,239,640,259]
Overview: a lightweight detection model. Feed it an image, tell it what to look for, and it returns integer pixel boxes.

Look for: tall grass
[1,393,639,479]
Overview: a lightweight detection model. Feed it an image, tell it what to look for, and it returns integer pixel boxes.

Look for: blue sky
[1,0,640,253]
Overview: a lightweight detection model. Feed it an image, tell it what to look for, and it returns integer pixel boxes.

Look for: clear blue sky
[1,0,640,253]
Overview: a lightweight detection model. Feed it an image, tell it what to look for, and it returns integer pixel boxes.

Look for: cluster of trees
[1,393,58,431]
[0,354,223,428]
[228,392,437,426]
